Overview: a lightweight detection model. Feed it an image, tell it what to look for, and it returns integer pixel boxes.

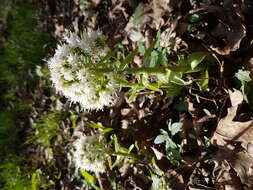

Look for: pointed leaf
[165,138,177,149]
[154,135,167,144]
[146,84,163,94]
[196,69,209,91]
[235,69,251,82]
[119,49,137,69]
[87,123,105,129]
[100,128,114,135]
[188,52,208,70]
[127,86,139,102]
[160,129,168,135]
[143,40,156,66]
[80,171,96,184]
[169,122,183,136]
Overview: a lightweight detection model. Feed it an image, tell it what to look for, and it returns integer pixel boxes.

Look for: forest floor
[1,0,253,190]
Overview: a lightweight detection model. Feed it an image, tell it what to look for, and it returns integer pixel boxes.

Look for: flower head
[70,133,110,173]
[47,30,118,110]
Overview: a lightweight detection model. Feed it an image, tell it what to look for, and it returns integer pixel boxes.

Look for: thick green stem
[123,67,167,74]
[91,65,204,76]
[91,67,168,75]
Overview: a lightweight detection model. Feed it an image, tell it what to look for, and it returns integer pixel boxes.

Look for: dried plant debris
[211,90,253,188]
[124,0,182,48]
[205,0,246,55]
[212,149,253,189]
[178,0,249,55]
[211,90,253,152]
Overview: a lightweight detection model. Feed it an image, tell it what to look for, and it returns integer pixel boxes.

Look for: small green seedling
[154,120,183,166]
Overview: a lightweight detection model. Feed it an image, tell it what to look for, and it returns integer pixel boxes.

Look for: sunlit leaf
[132,3,144,26]
[100,128,114,135]
[196,69,209,91]
[154,135,168,144]
[137,41,145,55]
[146,84,163,94]
[165,138,177,149]
[127,86,139,102]
[87,122,105,129]
[188,52,208,70]
[189,14,201,23]
[80,171,99,190]
[169,122,183,136]
[235,69,251,82]
[119,49,137,69]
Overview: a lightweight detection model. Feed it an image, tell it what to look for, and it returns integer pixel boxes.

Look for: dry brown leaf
[151,147,164,160]
[124,0,172,44]
[212,157,243,190]
[181,0,246,55]
[232,151,253,186]
[211,90,253,187]
[212,149,253,187]
[211,90,253,151]
[228,89,244,107]
[207,0,246,55]
[166,169,185,190]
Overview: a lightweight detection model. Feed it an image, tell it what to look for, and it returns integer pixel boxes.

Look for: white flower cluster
[47,30,118,110]
[70,133,110,173]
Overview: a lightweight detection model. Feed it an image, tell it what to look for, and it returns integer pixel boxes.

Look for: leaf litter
[36,0,253,188]
[3,0,253,189]
[211,90,253,188]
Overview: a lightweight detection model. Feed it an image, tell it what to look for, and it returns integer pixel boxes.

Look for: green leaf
[132,3,144,26]
[196,69,209,91]
[127,86,139,102]
[143,40,156,66]
[177,55,187,66]
[86,122,105,129]
[80,171,95,184]
[112,152,139,160]
[187,24,197,33]
[146,84,163,94]
[189,14,201,23]
[100,128,114,135]
[171,75,192,86]
[150,50,158,67]
[235,69,251,83]
[154,30,161,49]
[188,133,197,139]
[80,171,99,189]
[151,157,164,176]
[137,41,145,55]
[165,138,177,149]
[31,172,37,190]
[113,135,128,153]
[166,149,181,166]
[164,83,183,98]
[119,49,137,69]
[160,129,168,135]
[188,52,208,70]
[169,122,183,136]
[154,135,167,144]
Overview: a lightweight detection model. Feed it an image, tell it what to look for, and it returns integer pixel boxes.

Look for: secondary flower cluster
[47,30,118,110]
[70,133,110,173]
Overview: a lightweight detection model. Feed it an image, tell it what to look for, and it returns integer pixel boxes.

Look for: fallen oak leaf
[212,148,253,187]
[213,159,243,190]
[228,89,243,107]
[211,90,253,187]
[211,90,253,151]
